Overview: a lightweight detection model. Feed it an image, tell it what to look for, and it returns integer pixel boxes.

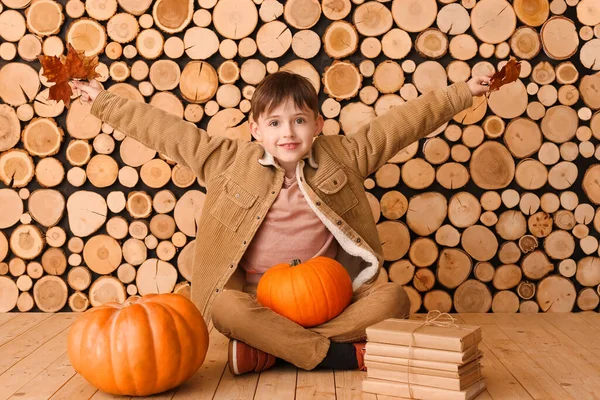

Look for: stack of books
[362,318,485,400]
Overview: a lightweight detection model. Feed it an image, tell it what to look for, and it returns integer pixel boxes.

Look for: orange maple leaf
[487,58,521,97]
[38,43,99,107]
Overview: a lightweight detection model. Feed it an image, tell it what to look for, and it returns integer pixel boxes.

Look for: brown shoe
[228,339,277,375]
[353,342,367,371]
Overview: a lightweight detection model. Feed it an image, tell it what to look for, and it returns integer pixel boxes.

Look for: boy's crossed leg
[211,281,410,374]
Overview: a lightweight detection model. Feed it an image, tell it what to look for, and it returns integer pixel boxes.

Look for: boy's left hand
[72,79,102,104]
[467,75,493,97]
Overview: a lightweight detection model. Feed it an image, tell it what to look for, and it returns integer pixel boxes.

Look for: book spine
[366,342,470,363]
[364,354,461,372]
[367,368,463,390]
[364,360,463,378]
[366,329,467,351]
[362,378,486,400]
[362,379,465,400]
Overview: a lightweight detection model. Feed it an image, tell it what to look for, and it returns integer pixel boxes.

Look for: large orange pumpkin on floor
[257,256,353,327]
[67,293,209,396]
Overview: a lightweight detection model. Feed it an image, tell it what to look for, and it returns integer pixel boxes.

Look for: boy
[75,72,490,375]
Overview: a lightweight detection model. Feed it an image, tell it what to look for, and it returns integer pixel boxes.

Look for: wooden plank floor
[1,312,600,400]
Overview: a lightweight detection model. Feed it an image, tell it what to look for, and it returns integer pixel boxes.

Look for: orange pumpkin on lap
[257,256,353,327]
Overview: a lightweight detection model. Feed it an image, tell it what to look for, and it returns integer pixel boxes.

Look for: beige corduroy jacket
[90,82,473,324]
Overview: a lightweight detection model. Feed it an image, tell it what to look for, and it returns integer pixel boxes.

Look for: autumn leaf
[38,43,99,107]
[487,58,521,96]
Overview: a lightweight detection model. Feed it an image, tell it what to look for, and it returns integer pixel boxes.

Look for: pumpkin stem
[290,259,301,267]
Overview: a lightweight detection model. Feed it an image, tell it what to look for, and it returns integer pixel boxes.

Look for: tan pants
[211,282,410,370]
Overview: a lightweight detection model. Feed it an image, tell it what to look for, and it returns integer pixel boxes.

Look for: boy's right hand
[72,79,102,104]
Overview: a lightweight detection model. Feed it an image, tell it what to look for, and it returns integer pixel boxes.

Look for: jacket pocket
[210,179,257,231]
[317,168,359,215]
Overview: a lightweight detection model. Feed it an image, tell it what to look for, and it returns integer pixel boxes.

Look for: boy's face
[250,97,324,175]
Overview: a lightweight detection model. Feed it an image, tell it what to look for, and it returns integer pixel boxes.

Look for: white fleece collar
[293,160,380,291]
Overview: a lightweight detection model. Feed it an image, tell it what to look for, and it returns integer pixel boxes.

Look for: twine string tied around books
[405,310,482,399]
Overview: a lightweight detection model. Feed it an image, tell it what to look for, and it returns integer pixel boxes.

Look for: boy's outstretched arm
[74,80,237,185]
[330,76,491,179]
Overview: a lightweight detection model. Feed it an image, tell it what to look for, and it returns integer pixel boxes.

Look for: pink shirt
[240,174,338,284]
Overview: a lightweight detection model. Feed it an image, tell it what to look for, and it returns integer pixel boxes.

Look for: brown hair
[250,71,319,121]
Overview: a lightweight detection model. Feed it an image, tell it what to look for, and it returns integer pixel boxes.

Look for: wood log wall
[0,0,599,314]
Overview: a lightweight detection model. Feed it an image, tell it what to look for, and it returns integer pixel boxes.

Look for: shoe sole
[228,339,276,375]
[228,339,241,376]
